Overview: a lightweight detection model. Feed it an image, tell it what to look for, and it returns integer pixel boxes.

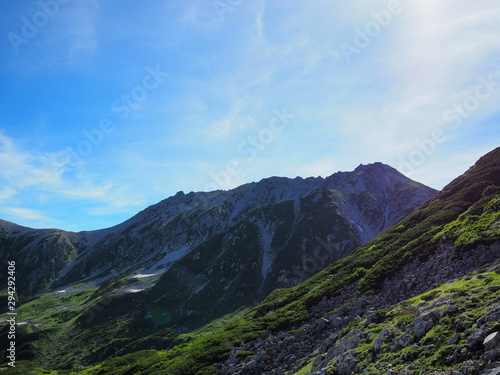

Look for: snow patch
[349,220,364,234]
[124,288,144,293]
[132,273,156,279]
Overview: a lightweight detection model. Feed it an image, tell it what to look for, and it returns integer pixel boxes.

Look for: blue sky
[0,0,499,231]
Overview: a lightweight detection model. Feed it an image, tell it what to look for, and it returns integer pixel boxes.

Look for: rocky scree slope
[62,146,500,375]
[213,147,500,375]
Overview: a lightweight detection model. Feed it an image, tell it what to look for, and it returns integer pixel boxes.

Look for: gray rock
[419,309,440,323]
[482,364,500,375]
[333,351,358,375]
[484,347,500,362]
[242,360,256,373]
[484,332,500,350]
[414,320,433,338]
[442,304,459,316]
[447,334,460,345]
[373,328,394,351]
[395,333,412,349]
[330,316,343,329]
[373,337,384,352]
[468,327,489,349]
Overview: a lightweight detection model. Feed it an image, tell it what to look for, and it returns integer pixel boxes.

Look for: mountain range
[1,148,499,374]
[0,163,434,326]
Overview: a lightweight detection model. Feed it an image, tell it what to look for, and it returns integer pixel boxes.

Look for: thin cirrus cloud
[0,0,498,231]
[0,132,144,228]
[2,207,53,224]
[1,1,99,73]
[0,132,64,189]
[63,0,99,63]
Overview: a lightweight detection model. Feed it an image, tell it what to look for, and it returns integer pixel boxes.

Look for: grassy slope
[7,266,499,375]
[2,147,499,374]
[287,267,500,374]
[0,188,365,370]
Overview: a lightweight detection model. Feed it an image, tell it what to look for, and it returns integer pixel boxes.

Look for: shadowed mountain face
[67,149,499,375]
[0,163,436,345]
[206,147,500,375]
[1,147,495,373]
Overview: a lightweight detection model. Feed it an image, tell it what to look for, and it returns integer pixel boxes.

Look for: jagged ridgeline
[161,147,499,375]
[0,163,436,300]
[1,147,499,374]
[0,162,436,370]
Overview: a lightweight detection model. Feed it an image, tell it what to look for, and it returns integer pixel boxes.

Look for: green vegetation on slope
[2,148,499,374]
[321,268,500,374]
[69,148,499,374]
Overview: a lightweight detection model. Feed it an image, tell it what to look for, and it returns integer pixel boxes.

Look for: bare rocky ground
[216,242,500,375]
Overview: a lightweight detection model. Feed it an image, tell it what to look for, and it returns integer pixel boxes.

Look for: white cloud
[200,100,259,140]
[255,0,265,39]
[1,1,498,230]
[402,144,497,190]
[66,1,99,60]
[3,207,55,223]
[0,187,16,202]
[0,132,145,220]
[0,132,65,189]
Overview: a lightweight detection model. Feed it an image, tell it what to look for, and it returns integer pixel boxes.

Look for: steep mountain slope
[35,146,499,375]
[1,163,434,299]
[0,163,437,370]
[1,163,434,301]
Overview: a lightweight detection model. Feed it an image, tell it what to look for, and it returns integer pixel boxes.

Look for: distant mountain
[0,163,435,302]
[102,146,498,375]
[0,163,436,298]
[0,163,436,368]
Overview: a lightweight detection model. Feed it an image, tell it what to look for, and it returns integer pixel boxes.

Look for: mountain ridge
[0,161,439,369]
[0,162,436,298]
[1,149,499,373]
[71,149,499,375]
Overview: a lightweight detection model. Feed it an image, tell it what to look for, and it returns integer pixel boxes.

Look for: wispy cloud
[0,132,65,189]
[11,0,100,70]
[1,1,498,230]
[0,187,16,202]
[164,0,500,190]
[0,131,145,228]
[2,207,54,223]
[64,0,99,62]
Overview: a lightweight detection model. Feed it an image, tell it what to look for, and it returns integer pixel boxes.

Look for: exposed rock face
[483,332,500,350]
[0,163,435,329]
[1,149,499,374]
